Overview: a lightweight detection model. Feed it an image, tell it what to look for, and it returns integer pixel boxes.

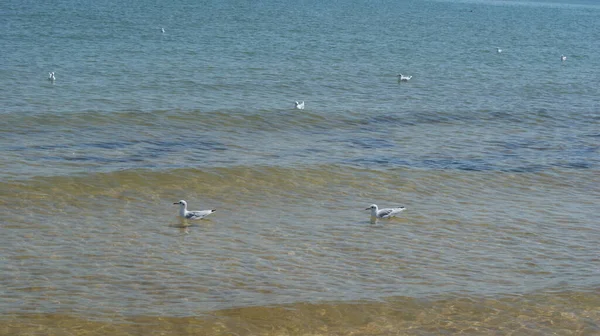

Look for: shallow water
[3,292,600,335]
[1,0,599,334]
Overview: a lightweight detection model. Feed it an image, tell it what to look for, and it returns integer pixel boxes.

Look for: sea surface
[1,0,600,334]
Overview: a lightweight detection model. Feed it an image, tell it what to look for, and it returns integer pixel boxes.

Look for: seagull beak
[173,202,179,205]
[365,207,370,210]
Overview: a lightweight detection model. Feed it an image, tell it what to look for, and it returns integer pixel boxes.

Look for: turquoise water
[3,0,600,177]
[1,0,599,333]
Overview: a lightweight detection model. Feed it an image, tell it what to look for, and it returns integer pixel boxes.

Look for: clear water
[1,0,599,333]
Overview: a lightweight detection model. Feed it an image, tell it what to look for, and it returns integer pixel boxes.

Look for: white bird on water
[366,204,405,222]
[295,101,305,109]
[561,55,567,61]
[48,72,56,82]
[397,74,412,82]
[161,27,165,33]
[174,200,216,220]
[496,47,502,53]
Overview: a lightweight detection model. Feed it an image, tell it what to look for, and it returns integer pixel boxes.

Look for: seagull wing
[378,207,405,218]
[185,210,215,220]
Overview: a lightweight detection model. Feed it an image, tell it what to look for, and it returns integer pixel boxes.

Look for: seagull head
[365,204,378,211]
[174,200,187,206]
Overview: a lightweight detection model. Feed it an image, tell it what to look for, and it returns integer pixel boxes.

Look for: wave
[2,164,597,222]
[3,158,599,192]
[2,106,598,184]
[2,102,591,135]
[0,165,380,200]
[3,288,599,334]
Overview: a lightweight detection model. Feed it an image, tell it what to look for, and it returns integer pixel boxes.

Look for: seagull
[294,101,305,109]
[561,55,567,61]
[496,47,502,53]
[397,74,412,82]
[48,72,56,82]
[174,200,216,220]
[365,204,405,222]
[161,27,165,33]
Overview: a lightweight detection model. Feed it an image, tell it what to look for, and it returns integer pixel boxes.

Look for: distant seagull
[48,72,55,82]
[496,47,502,53]
[561,55,567,61]
[294,101,305,109]
[397,74,412,82]
[365,204,405,223]
[174,200,216,220]
[161,27,165,33]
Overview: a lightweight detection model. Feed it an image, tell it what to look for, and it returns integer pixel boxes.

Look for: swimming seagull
[561,55,567,61]
[496,47,502,53]
[161,27,165,33]
[48,72,56,82]
[397,74,412,82]
[174,200,216,220]
[365,204,405,222]
[295,101,305,109]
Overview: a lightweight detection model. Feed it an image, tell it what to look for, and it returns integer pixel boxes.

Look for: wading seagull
[48,72,56,82]
[174,200,216,220]
[295,101,305,109]
[366,204,405,222]
[397,74,412,82]
[561,55,567,61]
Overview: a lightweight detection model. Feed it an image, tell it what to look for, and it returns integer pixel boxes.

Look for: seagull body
[161,27,165,33]
[48,72,55,82]
[174,200,215,220]
[366,204,405,221]
[496,47,502,53]
[561,55,567,61]
[397,74,412,82]
[295,101,305,109]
